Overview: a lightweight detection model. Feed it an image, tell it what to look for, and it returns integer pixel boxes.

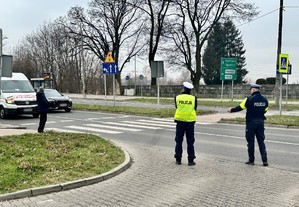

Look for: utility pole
[274,0,284,106]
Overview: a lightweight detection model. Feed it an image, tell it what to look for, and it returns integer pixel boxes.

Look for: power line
[237,5,299,27]
[238,8,279,27]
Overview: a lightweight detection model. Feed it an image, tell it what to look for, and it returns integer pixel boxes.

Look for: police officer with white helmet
[174,82,197,166]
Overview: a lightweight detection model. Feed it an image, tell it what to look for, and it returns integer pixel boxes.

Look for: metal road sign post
[277,53,290,115]
[139,74,144,97]
[102,52,118,106]
[276,63,292,106]
[220,57,237,102]
[151,61,164,109]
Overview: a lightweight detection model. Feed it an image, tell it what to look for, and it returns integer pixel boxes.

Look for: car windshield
[1,80,35,93]
[44,90,63,97]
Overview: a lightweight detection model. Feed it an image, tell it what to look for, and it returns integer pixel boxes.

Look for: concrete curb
[0,147,132,201]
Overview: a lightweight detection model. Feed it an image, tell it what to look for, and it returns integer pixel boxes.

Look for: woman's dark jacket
[36,92,50,113]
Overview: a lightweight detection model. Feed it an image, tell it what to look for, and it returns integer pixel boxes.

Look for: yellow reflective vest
[174,94,196,122]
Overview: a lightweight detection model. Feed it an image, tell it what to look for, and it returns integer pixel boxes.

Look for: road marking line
[197,132,299,146]
[85,124,142,132]
[87,117,114,120]
[105,122,161,129]
[58,120,74,123]
[66,126,122,134]
[21,123,37,126]
[137,119,176,126]
[121,120,173,128]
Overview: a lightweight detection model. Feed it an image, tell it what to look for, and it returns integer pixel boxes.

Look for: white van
[0,73,39,119]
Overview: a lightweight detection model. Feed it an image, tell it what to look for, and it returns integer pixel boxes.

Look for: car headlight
[6,97,15,104]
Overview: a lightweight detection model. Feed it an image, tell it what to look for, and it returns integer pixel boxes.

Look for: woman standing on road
[36,87,49,133]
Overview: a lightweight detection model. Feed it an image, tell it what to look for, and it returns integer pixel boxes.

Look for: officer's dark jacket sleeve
[231,91,269,121]
[230,98,247,112]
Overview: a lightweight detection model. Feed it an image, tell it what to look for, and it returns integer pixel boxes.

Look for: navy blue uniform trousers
[38,112,47,133]
[175,122,195,162]
[246,119,268,162]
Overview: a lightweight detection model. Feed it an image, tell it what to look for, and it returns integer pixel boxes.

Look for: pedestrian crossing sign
[278,53,289,73]
[105,52,115,63]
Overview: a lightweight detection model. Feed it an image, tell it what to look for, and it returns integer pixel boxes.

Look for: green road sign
[220,57,237,81]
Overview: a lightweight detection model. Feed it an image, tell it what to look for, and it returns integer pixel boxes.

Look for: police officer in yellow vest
[228,84,269,166]
[174,82,197,166]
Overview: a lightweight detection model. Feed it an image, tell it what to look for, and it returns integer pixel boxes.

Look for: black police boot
[188,161,196,166]
[245,161,254,165]
[174,155,181,165]
[175,158,181,165]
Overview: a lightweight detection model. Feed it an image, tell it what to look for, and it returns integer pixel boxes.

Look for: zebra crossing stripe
[58,120,74,123]
[87,117,114,121]
[136,119,175,126]
[104,122,161,129]
[65,126,122,134]
[121,120,174,128]
[21,123,36,126]
[151,118,173,121]
[85,124,142,132]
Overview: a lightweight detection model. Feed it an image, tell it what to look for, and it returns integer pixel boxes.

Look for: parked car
[44,89,72,112]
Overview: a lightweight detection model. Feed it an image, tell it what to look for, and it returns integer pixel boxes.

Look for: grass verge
[220,115,299,127]
[0,131,125,194]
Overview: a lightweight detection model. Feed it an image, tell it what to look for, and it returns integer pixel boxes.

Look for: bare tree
[165,0,258,88]
[13,20,86,93]
[66,0,145,93]
[137,0,173,86]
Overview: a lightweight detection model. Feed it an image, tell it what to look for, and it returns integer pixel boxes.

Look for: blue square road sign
[102,63,118,74]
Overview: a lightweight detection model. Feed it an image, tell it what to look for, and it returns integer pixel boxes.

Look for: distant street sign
[102,63,118,74]
[125,75,130,80]
[151,61,164,78]
[220,57,237,81]
[105,51,115,63]
[102,51,118,74]
[276,64,292,75]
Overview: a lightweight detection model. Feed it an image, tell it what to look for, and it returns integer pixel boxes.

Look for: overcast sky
[1,0,298,84]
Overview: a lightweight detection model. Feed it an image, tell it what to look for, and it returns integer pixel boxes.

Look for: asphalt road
[1,109,299,206]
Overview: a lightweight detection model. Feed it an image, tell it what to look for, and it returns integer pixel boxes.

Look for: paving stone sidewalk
[1,141,298,207]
